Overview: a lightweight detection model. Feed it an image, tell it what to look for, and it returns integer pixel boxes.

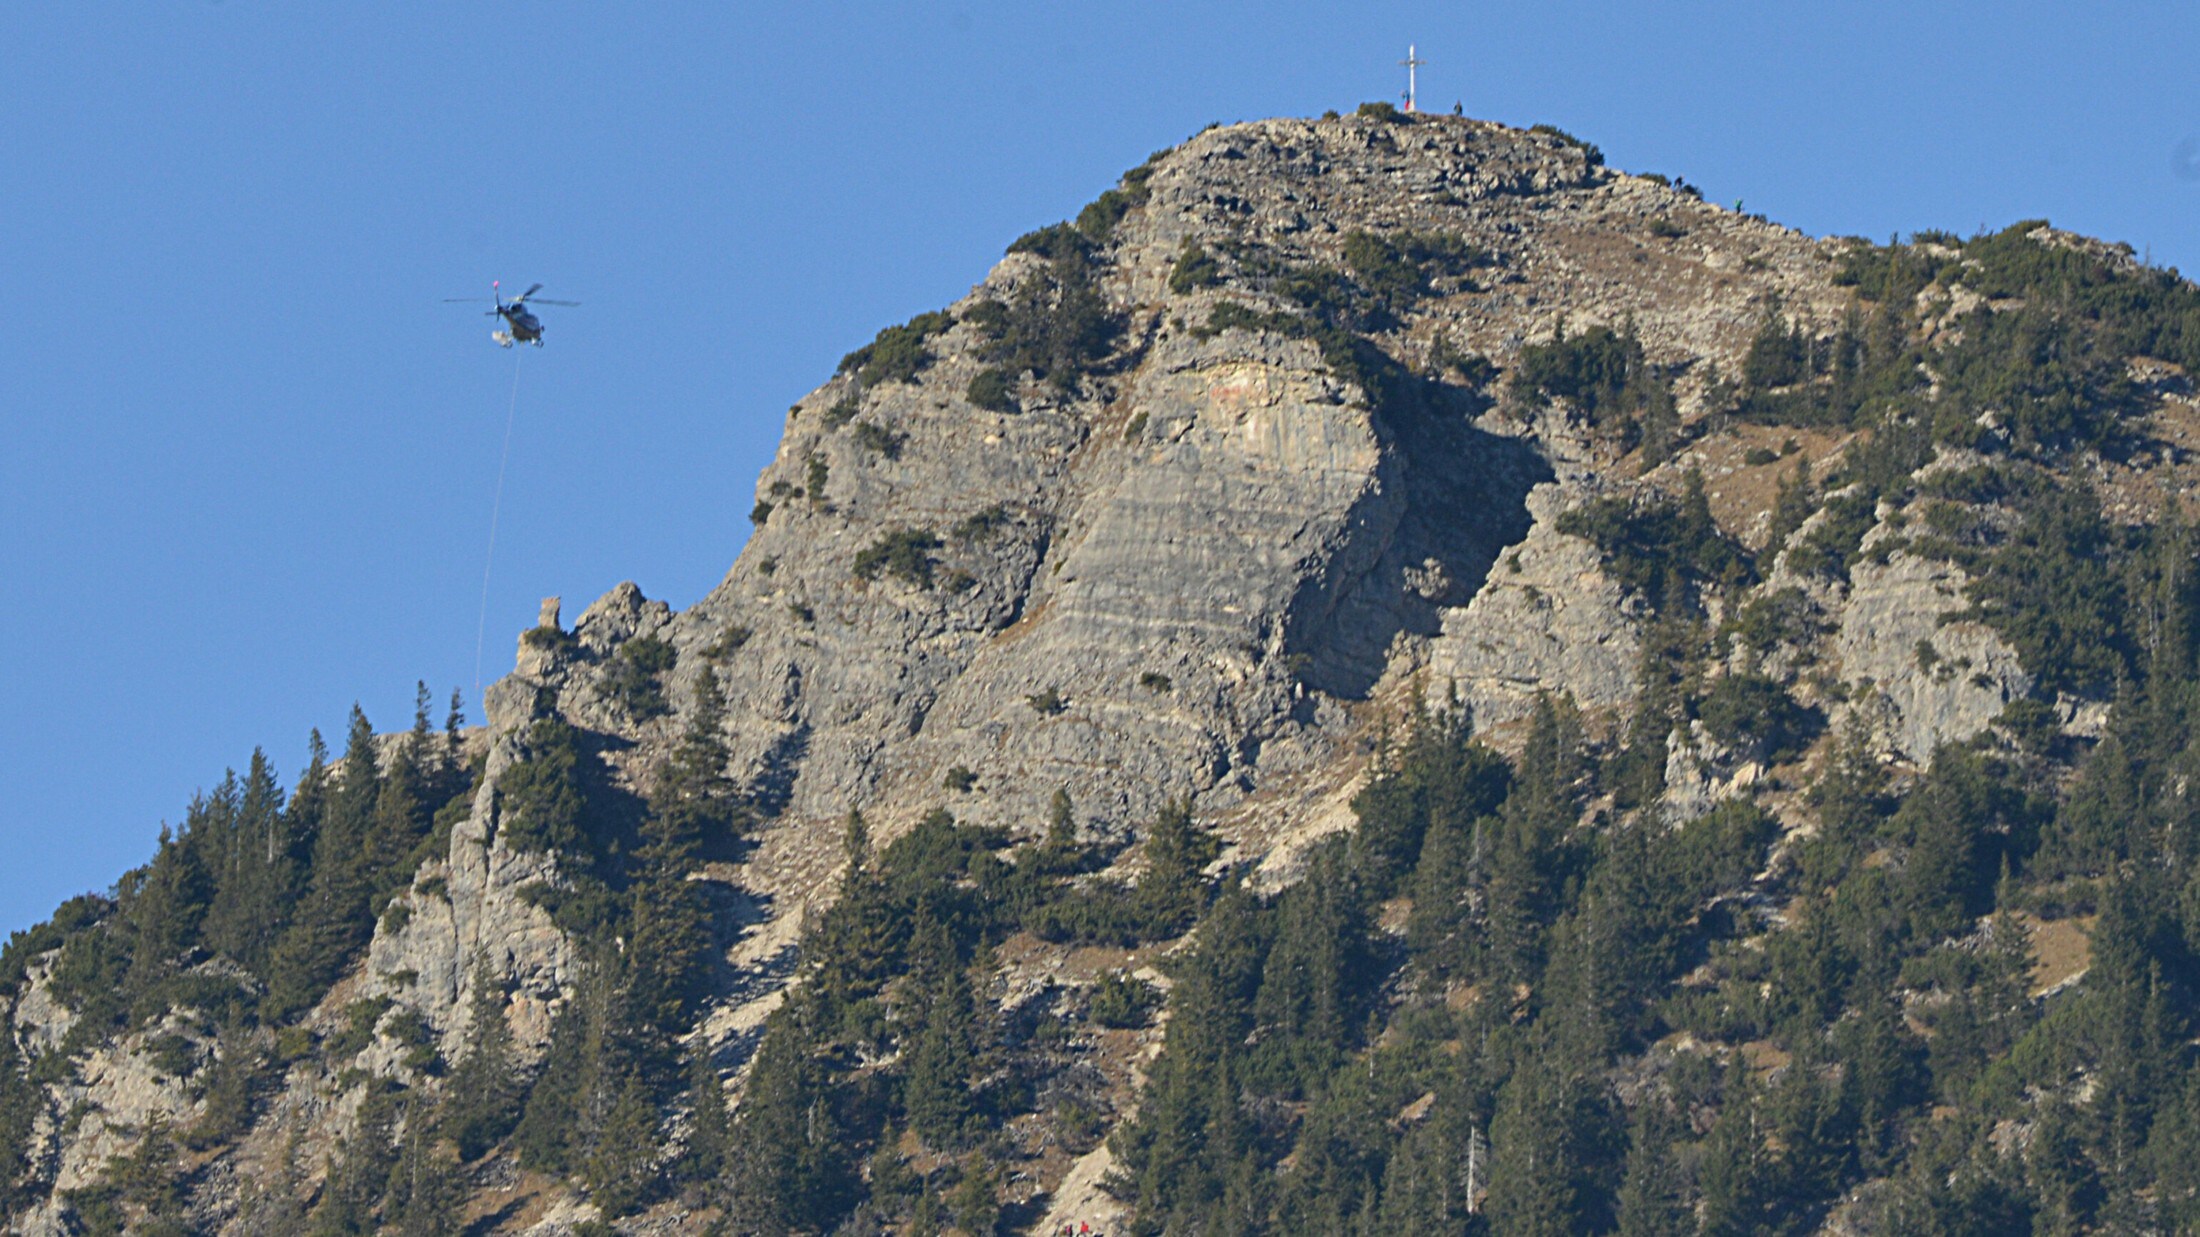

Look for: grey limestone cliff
[9,108,2155,1234]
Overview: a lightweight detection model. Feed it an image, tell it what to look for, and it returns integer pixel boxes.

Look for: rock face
[361,734,578,1054]
[5,110,2156,1233]
[1429,481,1642,730]
[1836,550,2032,763]
[648,114,1840,861]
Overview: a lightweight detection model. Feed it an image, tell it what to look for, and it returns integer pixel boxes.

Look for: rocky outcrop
[622,114,1839,858]
[361,735,579,1054]
[1836,549,2031,762]
[10,107,2146,1234]
[1430,481,1640,730]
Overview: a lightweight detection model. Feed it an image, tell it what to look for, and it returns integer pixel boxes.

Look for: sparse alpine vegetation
[853,527,942,588]
[15,113,2200,1237]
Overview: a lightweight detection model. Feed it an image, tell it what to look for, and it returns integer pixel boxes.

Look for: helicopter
[445,281,579,347]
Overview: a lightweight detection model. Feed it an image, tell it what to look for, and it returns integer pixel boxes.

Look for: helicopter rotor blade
[514,282,544,302]
[527,299,581,307]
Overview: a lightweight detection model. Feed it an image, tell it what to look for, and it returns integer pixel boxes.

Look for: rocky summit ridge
[9,106,2200,1234]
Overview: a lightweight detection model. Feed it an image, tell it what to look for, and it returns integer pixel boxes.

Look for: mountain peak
[14,109,2200,1234]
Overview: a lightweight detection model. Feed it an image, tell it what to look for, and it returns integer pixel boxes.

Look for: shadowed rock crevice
[744,722,811,820]
[1285,368,1552,700]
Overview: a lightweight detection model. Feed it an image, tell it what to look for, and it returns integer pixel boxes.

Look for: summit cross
[1399,43,1427,112]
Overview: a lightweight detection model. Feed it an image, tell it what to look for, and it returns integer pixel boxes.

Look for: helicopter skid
[492,330,515,348]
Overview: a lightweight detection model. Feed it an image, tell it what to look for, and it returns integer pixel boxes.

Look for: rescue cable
[473,349,524,698]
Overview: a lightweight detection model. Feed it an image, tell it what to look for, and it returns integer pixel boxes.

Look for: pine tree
[364,748,424,916]
[1247,844,1372,1096]
[1613,1101,1690,1237]
[2146,511,2200,681]
[1483,1032,1622,1236]
[624,845,711,1039]
[1535,897,1627,1063]
[513,991,587,1173]
[626,670,740,1037]
[946,1161,1002,1236]
[193,770,251,970]
[516,958,643,1180]
[1696,1063,1771,1237]
[1836,992,1925,1172]
[269,709,381,1017]
[582,1071,661,1217]
[1923,911,2036,1104]
[724,996,856,1234]
[651,666,745,854]
[1895,746,2015,939]
[1132,800,1221,936]
[494,718,592,857]
[1349,700,1505,895]
[1404,800,1486,980]
[2149,1066,2200,1231]
[1566,819,1699,1041]
[808,812,896,1020]
[360,684,443,916]
[1766,457,1816,554]
[311,1087,398,1236]
[289,729,331,852]
[1764,1052,1853,1219]
[383,1101,461,1237]
[443,962,524,1161]
[1801,709,1881,869]
[227,748,299,974]
[1386,704,1514,977]
[1610,622,1693,809]
[1483,698,1582,989]
[122,819,211,988]
[1046,785,1075,848]
[1109,882,1267,1228]
[333,704,382,841]
[185,1024,265,1149]
[2029,1095,2102,1232]
[1372,1120,1473,1234]
[2039,729,2144,880]
[1764,897,1848,1041]
[440,687,470,800]
[91,1119,191,1236]
[902,912,979,1146]
[680,1036,732,1190]
[0,1021,44,1215]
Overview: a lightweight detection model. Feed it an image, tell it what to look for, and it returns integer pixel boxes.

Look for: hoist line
[473,349,524,700]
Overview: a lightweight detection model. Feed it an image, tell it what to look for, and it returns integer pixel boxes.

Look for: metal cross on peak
[1399,43,1427,112]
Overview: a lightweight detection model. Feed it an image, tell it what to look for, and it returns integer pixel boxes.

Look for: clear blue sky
[4,2,2196,936]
